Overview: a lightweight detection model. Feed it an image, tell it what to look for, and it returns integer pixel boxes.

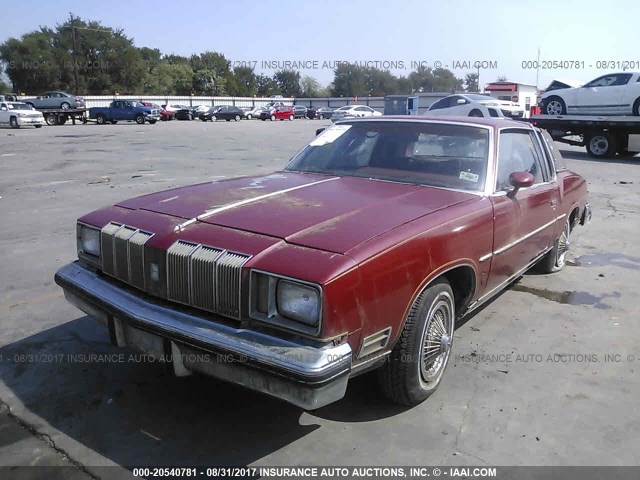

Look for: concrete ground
[1,118,639,476]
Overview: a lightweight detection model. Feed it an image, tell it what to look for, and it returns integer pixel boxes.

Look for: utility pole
[68,13,111,94]
[536,47,541,90]
[70,13,80,94]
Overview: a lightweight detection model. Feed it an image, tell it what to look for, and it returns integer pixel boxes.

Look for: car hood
[117,172,476,254]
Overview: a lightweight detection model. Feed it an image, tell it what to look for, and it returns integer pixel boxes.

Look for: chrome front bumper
[55,262,352,409]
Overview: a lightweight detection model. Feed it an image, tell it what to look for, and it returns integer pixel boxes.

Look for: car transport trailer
[36,107,87,126]
[528,114,640,158]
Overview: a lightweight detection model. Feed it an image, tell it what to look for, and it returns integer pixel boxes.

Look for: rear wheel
[378,278,455,406]
[10,116,19,129]
[96,114,106,125]
[35,125,42,128]
[60,102,70,110]
[211,115,217,121]
[633,98,640,116]
[270,114,276,121]
[586,132,616,158]
[110,120,118,124]
[148,120,157,124]
[289,114,294,121]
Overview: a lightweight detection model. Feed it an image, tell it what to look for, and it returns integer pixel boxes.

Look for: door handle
[550,199,557,207]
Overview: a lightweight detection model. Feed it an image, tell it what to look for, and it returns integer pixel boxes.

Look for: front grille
[165,240,250,320]
[101,222,154,289]
[100,223,249,320]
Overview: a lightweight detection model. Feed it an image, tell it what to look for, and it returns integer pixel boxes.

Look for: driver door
[574,73,632,114]
[484,128,560,294]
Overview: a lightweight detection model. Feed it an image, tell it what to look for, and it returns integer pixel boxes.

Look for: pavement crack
[0,399,100,479]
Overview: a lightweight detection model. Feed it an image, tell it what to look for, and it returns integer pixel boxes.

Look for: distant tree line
[0,15,486,97]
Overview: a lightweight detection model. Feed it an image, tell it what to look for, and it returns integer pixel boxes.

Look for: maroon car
[140,102,174,121]
[55,117,590,409]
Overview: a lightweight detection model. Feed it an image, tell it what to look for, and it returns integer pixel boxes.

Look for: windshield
[286,121,490,192]
[7,103,33,110]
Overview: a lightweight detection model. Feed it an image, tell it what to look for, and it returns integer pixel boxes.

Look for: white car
[540,72,640,116]
[331,105,382,122]
[244,106,266,120]
[425,94,522,118]
[0,101,45,128]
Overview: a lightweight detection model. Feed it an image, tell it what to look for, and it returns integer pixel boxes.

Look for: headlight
[277,280,320,326]
[250,271,322,334]
[77,223,101,263]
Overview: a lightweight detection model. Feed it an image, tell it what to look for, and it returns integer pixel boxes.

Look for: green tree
[274,69,302,97]
[300,75,322,97]
[364,68,401,96]
[464,72,479,92]
[331,63,368,97]
[232,66,257,96]
[256,73,278,96]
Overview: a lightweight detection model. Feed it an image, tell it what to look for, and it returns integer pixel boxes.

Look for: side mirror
[508,171,534,197]
[315,128,325,136]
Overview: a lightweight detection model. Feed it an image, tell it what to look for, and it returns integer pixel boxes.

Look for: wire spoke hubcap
[420,295,454,383]
[556,221,571,268]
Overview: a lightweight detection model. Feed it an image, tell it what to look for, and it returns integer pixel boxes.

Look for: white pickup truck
[0,101,45,129]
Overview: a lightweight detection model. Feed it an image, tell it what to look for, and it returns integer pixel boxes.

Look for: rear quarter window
[540,129,567,171]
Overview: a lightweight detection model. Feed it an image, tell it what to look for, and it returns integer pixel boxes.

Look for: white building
[483,82,539,117]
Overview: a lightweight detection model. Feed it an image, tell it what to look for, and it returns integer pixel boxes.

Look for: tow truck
[529,114,640,158]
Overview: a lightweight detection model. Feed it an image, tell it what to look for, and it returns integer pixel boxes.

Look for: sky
[2,0,639,90]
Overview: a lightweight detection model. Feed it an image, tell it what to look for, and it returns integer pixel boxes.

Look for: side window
[429,99,447,110]
[613,73,632,86]
[488,108,500,118]
[535,130,556,181]
[495,130,544,191]
[448,96,462,107]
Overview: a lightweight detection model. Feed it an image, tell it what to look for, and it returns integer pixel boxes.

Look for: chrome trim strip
[174,177,340,232]
[479,252,493,262]
[493,217,557,256]
[469,247,552,309]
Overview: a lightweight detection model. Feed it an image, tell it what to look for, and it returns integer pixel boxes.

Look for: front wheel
[10,116,20,129]
[148,120,157,124]
[110,120,118,124]
[378,278,455,406]
[289,114,294,121]
[135,114,145,125]
[270,114,276,121]
[543,96,566,115]
[35,125,42,128]
[535,218,572,273]
[234,115,241,121]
